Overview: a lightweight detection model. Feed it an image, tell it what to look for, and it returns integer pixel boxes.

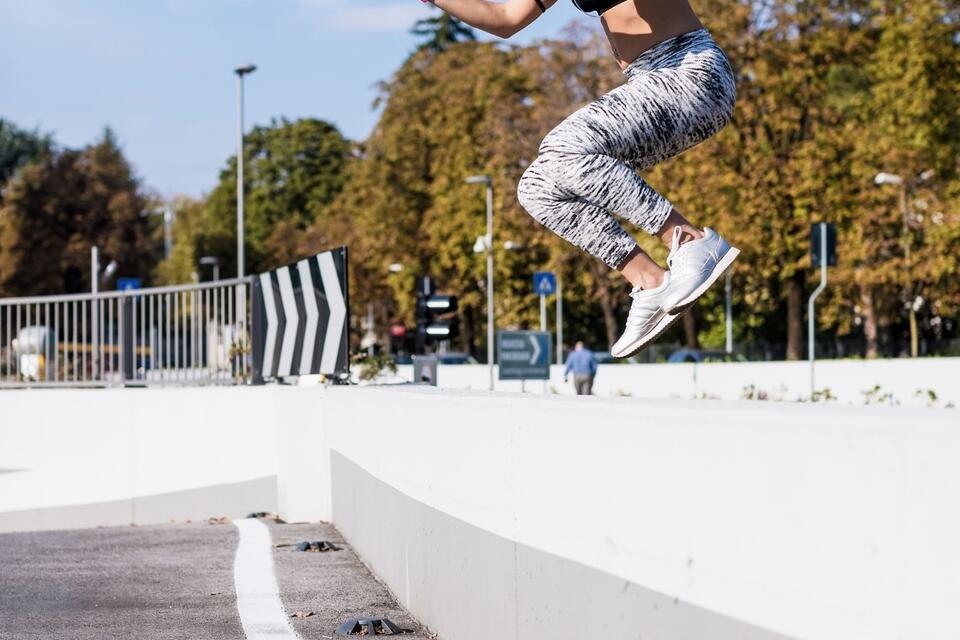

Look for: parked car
[390,352,478,365]
[667,349,746,363]
[437,352,478,365]
[591,350,642,364]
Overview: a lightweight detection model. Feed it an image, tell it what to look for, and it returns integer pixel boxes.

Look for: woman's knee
[538,120,585,157]
[517,157,555,218]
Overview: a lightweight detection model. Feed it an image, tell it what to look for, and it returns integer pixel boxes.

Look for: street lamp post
[234,64,257,279]
[874,171,932,358]
[199,256,220,282]
[466,175,494,391]
[724,271,733,354]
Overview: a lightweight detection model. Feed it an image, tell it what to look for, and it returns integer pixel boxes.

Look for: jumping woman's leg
[517,28,738,356]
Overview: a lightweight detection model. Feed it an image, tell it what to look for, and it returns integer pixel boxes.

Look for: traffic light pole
[808,222,828,398]
[556,276,563,366]
[485,185,494,392]
[539,293,548,394]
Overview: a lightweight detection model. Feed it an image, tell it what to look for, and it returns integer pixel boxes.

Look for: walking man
[564,341,598,395]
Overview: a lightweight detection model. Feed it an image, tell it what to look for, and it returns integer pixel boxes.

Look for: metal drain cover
[335,616,402,635]
[296,540,341,552]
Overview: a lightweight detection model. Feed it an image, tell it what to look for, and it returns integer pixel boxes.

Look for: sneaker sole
[611,306,689,359]
[664,246,741,315]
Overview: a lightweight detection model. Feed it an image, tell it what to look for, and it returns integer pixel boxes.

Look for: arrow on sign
[528,335,540,365]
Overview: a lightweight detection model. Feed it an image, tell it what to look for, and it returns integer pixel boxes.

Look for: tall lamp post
[234,64,257,279]
[874,170,932,358]
[466,175,494,391]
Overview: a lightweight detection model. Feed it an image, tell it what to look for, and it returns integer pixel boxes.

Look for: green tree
[842,0,960,356]
[203,118,351,275]
[311,42,539,358]
[0,128,154,295]
[153,196,230,285]
[410,12,476,53]
[0,119,52,203]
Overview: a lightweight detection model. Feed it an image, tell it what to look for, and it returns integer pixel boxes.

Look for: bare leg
[617,247,665,290]
[656,208,704,247]
[618,209,706,289]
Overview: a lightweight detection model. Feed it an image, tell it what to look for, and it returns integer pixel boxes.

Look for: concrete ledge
[332,451,787,640]
[320,386,960,640]
[384,357,960,406]
[0,476,277,533]
[3,384,958,639]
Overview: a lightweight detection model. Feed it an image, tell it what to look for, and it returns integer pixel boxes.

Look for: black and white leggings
[517,28,736,269]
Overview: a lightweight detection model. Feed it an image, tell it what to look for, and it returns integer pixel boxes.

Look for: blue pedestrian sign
[117,278,142,291]
[533,272,557,296]
[498,330,551,380]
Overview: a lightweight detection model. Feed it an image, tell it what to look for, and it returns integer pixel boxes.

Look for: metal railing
[0,278,251,388]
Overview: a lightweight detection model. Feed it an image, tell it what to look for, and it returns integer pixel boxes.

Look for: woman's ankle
[636,269,666,290]
[617,246,666,289]
[656,210,704,247]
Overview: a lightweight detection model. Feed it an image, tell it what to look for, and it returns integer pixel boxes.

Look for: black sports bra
[571,0,627,15]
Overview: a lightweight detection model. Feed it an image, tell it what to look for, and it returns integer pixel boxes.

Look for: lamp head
[874,172,904,186]
[465,175,491,185]
[234,64,257,76]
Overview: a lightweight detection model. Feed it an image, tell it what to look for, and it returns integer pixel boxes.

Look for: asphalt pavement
[0,520,437,639]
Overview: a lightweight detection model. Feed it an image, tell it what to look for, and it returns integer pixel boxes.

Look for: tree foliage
[0,119,52,204]
[303,3,960,360]
[0,128,154,295]
[410,11,476,53]
[7,1,957,361]
[157,117,352,283]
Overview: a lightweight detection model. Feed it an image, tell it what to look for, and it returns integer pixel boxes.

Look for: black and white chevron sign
[251,246,349,381]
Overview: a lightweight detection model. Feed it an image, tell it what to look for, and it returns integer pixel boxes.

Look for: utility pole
[234,64,257,279]
[808,223,829,397]
[725,271,733,354]
[91,247,100,381]
[874,170,932,358]
[899,183,919,358]
[556,275,563,365]
[466,175,495,391]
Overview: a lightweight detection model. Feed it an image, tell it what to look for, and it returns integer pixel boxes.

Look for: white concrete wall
[319,387,960,640]
[3,385,959,639]
[380,357,960,406]
[0,387,282,530]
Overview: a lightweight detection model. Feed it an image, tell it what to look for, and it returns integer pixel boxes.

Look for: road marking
[233,518,300,640]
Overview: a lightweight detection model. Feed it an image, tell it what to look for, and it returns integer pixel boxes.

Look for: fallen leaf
[290,611,315,619]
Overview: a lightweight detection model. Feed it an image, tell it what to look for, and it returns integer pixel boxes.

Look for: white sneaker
[610,272,684,358]
[663,226,740,313]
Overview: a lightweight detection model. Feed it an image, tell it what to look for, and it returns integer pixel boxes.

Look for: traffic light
[415,276,458,354]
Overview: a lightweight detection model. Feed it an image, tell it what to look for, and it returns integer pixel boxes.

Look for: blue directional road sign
[498,330,551,381]
[117,277,142,291]
[533,272,557,296]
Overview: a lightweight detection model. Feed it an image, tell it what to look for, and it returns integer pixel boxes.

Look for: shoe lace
[665,226,685,271]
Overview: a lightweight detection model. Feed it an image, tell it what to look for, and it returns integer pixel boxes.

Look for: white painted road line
[233,518,300,640]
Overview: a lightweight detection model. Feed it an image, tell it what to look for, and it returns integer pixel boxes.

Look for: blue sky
[1,0,583,197]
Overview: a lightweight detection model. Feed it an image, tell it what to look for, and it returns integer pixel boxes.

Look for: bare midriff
[599,0,703,70]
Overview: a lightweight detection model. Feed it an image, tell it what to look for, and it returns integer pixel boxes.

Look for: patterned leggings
[517,28,736,269]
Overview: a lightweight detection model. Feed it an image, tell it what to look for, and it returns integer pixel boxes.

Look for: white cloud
[1,0,103,34]
[330,3,434,32]
[294,0,435,33]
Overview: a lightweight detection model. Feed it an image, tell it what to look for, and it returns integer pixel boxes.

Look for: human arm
[426,0,555,39]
